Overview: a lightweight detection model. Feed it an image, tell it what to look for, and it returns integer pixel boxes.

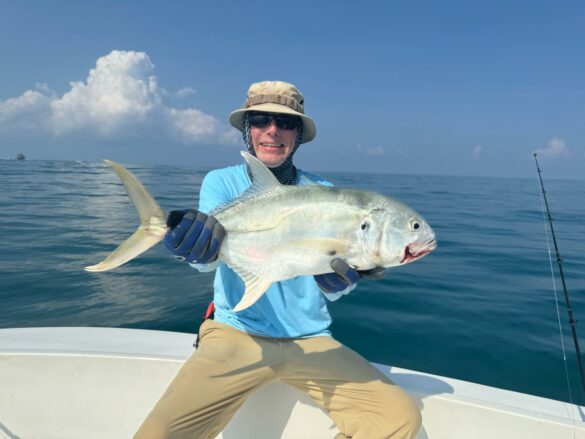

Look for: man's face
[250,113,299,168]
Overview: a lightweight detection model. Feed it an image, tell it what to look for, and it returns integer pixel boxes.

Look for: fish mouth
[400,239,437,264]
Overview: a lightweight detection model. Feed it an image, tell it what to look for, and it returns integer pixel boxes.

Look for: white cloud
[165,107,220,142]
[165,107,241,145]
[0,50,237,145]
[0,88,52,134]
[34,82,55,96]
[51,50,161,136]
[533,137,569,157]
[175,87,196,99]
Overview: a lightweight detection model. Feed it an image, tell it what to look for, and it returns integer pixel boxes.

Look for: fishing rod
[533,152,585,398]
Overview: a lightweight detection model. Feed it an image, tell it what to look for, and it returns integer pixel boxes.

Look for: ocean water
[1,159,585,405]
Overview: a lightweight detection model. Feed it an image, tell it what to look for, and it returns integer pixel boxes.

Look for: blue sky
[1,1,583,179]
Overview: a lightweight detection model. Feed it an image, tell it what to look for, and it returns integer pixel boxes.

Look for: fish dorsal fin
[207,151,283,218]
[240,151,281,197]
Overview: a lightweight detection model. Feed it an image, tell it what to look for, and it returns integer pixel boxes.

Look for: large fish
[86,152,436,311]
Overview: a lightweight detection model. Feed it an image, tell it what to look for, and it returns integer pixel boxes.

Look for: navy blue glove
[314,259,360,293]
[314,259,386,293]
[164,209,226,264]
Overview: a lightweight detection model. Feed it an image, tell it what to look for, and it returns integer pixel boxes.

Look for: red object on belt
[204,302,215,321]
[195,302,215,349]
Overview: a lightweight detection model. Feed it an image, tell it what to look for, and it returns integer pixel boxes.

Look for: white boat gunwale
[1,327,584,439]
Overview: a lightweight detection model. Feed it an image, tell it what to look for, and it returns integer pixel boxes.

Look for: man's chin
[265,161,285,168]
[258,154,286,168]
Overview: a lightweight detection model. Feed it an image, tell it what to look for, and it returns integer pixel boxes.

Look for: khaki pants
[134,320,421,439]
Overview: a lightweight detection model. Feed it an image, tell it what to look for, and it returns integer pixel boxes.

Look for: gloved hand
[164,209,226,264]
[314,258,386,293]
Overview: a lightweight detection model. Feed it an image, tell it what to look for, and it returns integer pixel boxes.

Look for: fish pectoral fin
[85,228,164,272]
[231,265,273,312]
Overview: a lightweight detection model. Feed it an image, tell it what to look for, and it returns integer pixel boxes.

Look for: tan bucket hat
[229,81,317,144]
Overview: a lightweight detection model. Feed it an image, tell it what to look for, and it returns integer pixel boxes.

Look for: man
[134,81,421,439]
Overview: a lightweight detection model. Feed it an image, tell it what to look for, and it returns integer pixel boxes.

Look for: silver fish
[86,152,436,311]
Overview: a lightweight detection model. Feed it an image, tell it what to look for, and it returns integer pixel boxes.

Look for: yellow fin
[85,227,164,272]
[104,160,165,225]
[85,159,167,272]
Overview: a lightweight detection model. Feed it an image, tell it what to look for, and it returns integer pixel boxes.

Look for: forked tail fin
[85,160,167,272]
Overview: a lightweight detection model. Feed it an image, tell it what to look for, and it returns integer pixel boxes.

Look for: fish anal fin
[229,263,273,312]
[233,279,273,312]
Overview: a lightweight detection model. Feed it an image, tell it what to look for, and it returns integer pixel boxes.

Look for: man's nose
[265,119,279,134]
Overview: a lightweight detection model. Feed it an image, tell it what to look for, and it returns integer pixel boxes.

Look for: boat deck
[1,327,584,438]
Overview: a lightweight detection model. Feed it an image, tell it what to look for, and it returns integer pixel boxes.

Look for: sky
[0,0,583,179]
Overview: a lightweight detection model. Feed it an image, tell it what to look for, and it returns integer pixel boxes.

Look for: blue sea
[1,159,584,405]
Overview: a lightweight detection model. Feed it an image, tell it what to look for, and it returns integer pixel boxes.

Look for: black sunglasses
[249,113,300,131]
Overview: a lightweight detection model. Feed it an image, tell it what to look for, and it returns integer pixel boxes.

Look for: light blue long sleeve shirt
[194,163,349,338]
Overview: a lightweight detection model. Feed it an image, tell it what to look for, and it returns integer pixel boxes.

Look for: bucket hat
[229,81,316,144]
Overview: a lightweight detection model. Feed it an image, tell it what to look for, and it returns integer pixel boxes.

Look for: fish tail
[85,160,167,272]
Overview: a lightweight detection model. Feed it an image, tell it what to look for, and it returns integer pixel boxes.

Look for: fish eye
[361,221,369,231]
[409,218,421,231]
